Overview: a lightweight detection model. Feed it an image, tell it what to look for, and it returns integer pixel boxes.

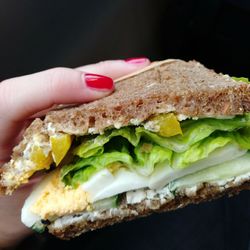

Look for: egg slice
[82,168,149,202]
[21,170,89,228]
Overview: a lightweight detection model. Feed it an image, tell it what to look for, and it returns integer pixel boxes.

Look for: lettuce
[232,77,249,83]
[73,128,137,158]
[172,135,232,169]
[231,128,250,149]
[62,142,172,187]
[62,152,133,186]
[61,113,250,186]
[73,113,250,156]
[134,143,172,176]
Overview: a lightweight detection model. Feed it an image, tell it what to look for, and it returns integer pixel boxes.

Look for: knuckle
[46,67,71,92]
[96,60,110,70]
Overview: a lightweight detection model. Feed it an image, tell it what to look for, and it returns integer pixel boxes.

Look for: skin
[0,59,150,248]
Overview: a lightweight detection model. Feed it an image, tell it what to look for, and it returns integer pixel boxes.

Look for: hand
[0,58,150,248]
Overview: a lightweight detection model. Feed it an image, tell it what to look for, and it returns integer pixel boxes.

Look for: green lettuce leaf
[73,113,250,157]
[134,142,172,176]
[62,142,172,186]
[136,115,250,152]
[231,128,250,149]
[172,135,232,169]
[61,113,250,186]
[62,152,133,186]
[73,127,137,158]
[232,77,249,83]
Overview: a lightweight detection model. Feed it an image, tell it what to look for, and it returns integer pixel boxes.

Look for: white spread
[23,143,33,159]
[184,186,199,197]
[143,120,160,132]
[176,114,190,121]
[23,135,51,159]
[126,189,147,204]
[47,122,56,134]
[130,119,142,126]
[88,128,97,134]
[14,159,35,173]
[51,169,250,229]
[114,122,123,129]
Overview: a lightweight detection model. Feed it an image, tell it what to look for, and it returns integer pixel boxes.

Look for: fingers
[0,68,114,122]
[0,68,113,155]
[0,58,150,122]
[76,57,150,80]
[0,58,150,162]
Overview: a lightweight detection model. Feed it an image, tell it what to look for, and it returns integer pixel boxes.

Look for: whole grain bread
[1,59,250,194]
[47,175,250,240]
[45,59,250,135]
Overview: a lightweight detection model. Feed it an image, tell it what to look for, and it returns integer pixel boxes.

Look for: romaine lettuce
[172,135,232,169]
[62,142,172,187]
[232,77,249,83]
[231,128,250,149]
[61,114,250,186]
[73,114,250,157]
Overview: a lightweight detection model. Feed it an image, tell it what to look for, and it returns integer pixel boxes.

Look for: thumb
[0,67,114,122]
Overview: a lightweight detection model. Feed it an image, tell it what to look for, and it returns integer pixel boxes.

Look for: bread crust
[48,178,250,240]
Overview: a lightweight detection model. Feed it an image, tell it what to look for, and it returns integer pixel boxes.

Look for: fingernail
[125,57,148,64]
[85,73,114,90]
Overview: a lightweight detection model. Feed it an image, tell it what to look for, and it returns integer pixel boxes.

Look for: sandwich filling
[22,109,250,232]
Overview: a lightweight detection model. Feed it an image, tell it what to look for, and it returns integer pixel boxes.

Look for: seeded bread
[1,59,250,194]
[47,175,250,240]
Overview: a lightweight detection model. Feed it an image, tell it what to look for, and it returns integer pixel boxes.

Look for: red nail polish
[125,57,148,64]
[85,73,114,90]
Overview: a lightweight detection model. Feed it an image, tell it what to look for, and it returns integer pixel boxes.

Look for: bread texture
[1,59,250,194]
[47,173,250,240]
[45,59,250,135]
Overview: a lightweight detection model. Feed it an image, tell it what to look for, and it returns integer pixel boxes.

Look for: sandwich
[1,59,250,240]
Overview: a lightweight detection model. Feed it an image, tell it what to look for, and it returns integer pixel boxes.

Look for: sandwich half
[1,59,250,240]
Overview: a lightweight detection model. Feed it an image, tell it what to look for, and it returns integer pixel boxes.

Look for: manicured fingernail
[85,73,114,90]
[125,57,148,64]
